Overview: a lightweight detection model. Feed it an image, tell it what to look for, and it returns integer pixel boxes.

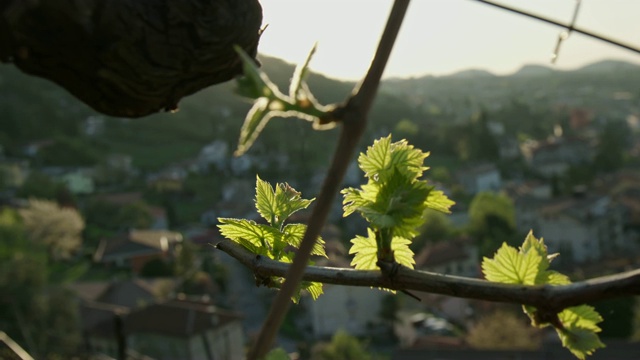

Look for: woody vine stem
[245,0,411,358]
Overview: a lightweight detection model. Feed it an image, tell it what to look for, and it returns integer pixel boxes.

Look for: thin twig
[218,239,640,312]
[246,1,411,358]
[472,0,640,55]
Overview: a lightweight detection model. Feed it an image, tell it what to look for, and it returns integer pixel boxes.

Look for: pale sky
[258,0,640,80]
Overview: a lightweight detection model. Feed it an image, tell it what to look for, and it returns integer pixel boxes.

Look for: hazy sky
[258,0,640,80]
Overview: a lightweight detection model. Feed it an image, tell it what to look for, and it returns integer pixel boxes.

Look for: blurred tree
[19,199,85,260]
[467,192,518,257]
[393,118,419,142]
[469,111,499,162]
[594,120,629,173]
[412,209,455,250]
[17,172,59,200]
[37,136,101,166]
[310,330,373,360]
[116,202,153,229]
[466,309,542,350]
[84,199,153,232]
[175,240,197,278]
[0,208,81,358]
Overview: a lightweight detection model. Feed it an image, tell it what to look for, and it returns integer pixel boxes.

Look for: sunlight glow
[259,0,640,80]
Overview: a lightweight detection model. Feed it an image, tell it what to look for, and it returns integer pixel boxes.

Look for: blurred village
[2,58,640,359]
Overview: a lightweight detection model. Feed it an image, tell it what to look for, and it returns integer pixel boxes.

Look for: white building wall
[309,285,384,338]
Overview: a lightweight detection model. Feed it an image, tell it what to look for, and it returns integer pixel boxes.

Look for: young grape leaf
[218,177,326,303]
[282,223,327,258]
[482,242,542,285]
[559,305,604,333]
[255,176,314,228]
[357,135,428,181]
[555,306,605,359]
[274,182,314,226]
[349,228,415,270]
[217,218,279,256]
[343,169,432,237]
[425,189,455,214]
[482,232,605,359]
[255,175,278,225]
[391,236,416,270]
[303,281,324,301]
[349,230,379,271]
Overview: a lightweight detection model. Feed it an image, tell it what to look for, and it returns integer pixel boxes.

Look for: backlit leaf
[349,228,415,270]
[217,218,278,256]
[349,229,379,271]
[482,242,541,285]
[282,223,327,258]
[424,189,455,214]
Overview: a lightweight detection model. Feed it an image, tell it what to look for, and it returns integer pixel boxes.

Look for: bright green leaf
[349,229,379,271]
[274,183,314,225]
[349,228,415,270]
[255,176,278,225]
[541,270,571,285]
[254,177,314,228]
[217,218,278,256]
[303,281,324,301]
[424,189,455,214]
[282,223,327,258]
[391,236,415,270]
[556,327,605,360]
[482,242,541,285]
[559,305,603,333]
[358,135,428,181]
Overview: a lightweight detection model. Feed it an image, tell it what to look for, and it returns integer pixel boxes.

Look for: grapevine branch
[218,239,640,312]
[246,1,411,358]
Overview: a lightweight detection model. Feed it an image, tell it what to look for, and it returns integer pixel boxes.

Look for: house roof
[121,296,242,338]
[94,230,182,262]
[67,281,112,302]
[69,279,180,307]
[80,301,130,333]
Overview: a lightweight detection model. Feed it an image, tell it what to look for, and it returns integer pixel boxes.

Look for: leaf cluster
[482,231,605,359]
[218,176,326,302]
[342,135,454,270]
[234,45,335,156]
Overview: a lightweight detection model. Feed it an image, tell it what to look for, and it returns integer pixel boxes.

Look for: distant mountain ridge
[384,59,640,82]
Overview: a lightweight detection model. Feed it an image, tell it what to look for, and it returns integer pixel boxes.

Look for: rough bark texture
[0,0,262,117]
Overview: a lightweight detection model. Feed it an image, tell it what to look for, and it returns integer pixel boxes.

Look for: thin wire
[472,0,640,56]
[552,0,582,64]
